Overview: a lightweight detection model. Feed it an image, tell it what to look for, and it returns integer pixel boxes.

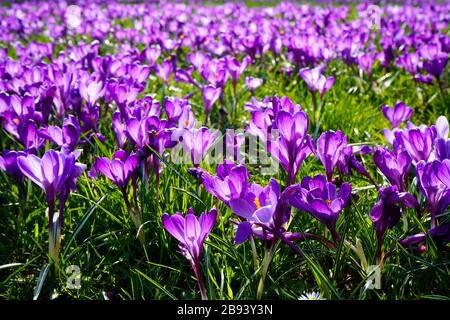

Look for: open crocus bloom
[290,174,351,241]
[93,150,138,191]
[229,179,281,244]
[299,65,334,97]
[382,101,412,128]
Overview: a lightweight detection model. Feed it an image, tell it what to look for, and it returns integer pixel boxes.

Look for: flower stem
[193,262,208,300]
[256,243,275,300]
[47,201,59,265]
[249,234,260,270]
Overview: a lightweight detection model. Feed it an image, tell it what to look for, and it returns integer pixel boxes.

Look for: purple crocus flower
[435,115,449,140]
[400,224,450,252]
[299,66,334,97]
[435,138,450,161]
[181,127,218,167]
[358,53,375,77]
[0,150,27,183]
[17,150,81,206]
[245,76,263,93]
[143,47,161,67]
[112,112,127,148]
[229,178,282,244]
[382,101,413,128]
[40,115,81,153]
[370,185,419,259]
[416,159,450,228]
[313,130,347,182]
[155,59,173,83]
[202,160,249,204]
[269,109,312,185]
[227,56,251,90]
[420,44,448,79]
[290,174,352,242]
[373,146,412,191]
[17,149,85,262]
[78,78,105,107]
[202,85,222,123]
[162,208,217,300]
[93,150,138,192]
[394,126,436,164]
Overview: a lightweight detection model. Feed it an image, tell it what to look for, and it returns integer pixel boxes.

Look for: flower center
[325,199,332,205]
[13,118,19,125]
[214,72,219,78]
[114,157,121,161]
[184,120,189,127]
[254,197,261,209]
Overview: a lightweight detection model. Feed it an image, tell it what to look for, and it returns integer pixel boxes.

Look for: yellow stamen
[254,197,261,209]
[180,34,185,40]
[184,120,190,127]
[13,118,19,125]
[325,199,332,205]
[214,72,219,78]
[114,157,121,161]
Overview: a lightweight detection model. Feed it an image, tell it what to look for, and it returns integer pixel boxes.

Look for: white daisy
[298,292,325,300]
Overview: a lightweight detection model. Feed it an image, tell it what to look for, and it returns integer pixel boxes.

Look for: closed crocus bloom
[17,150,78,205]
[162,208,217,300]
[144,46,161,67]
[155,59,173,83]
[201,85,222,123]
[0,150,27,182]
[373,146,412,191]
[358,53,375,76]
[112,112,127,148]
[270,110,312,185]
[420,44,448,79]
[394,126,435,164]
[416,159,450,228]
[93,150,138,191]
[126,117,149,149]
[290,174,351,241]
[78,78,105,106]
[17,149,85,263]
[181,127,217,167]
[227,56,251,89]
[370,186,419,258]
[435,138,450,161]
[162,208,217,264]
[382,101,413,128]
[435,116,449,139]
[17,119,45,152]
[313,130,347,182]
[164,97,190,125]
